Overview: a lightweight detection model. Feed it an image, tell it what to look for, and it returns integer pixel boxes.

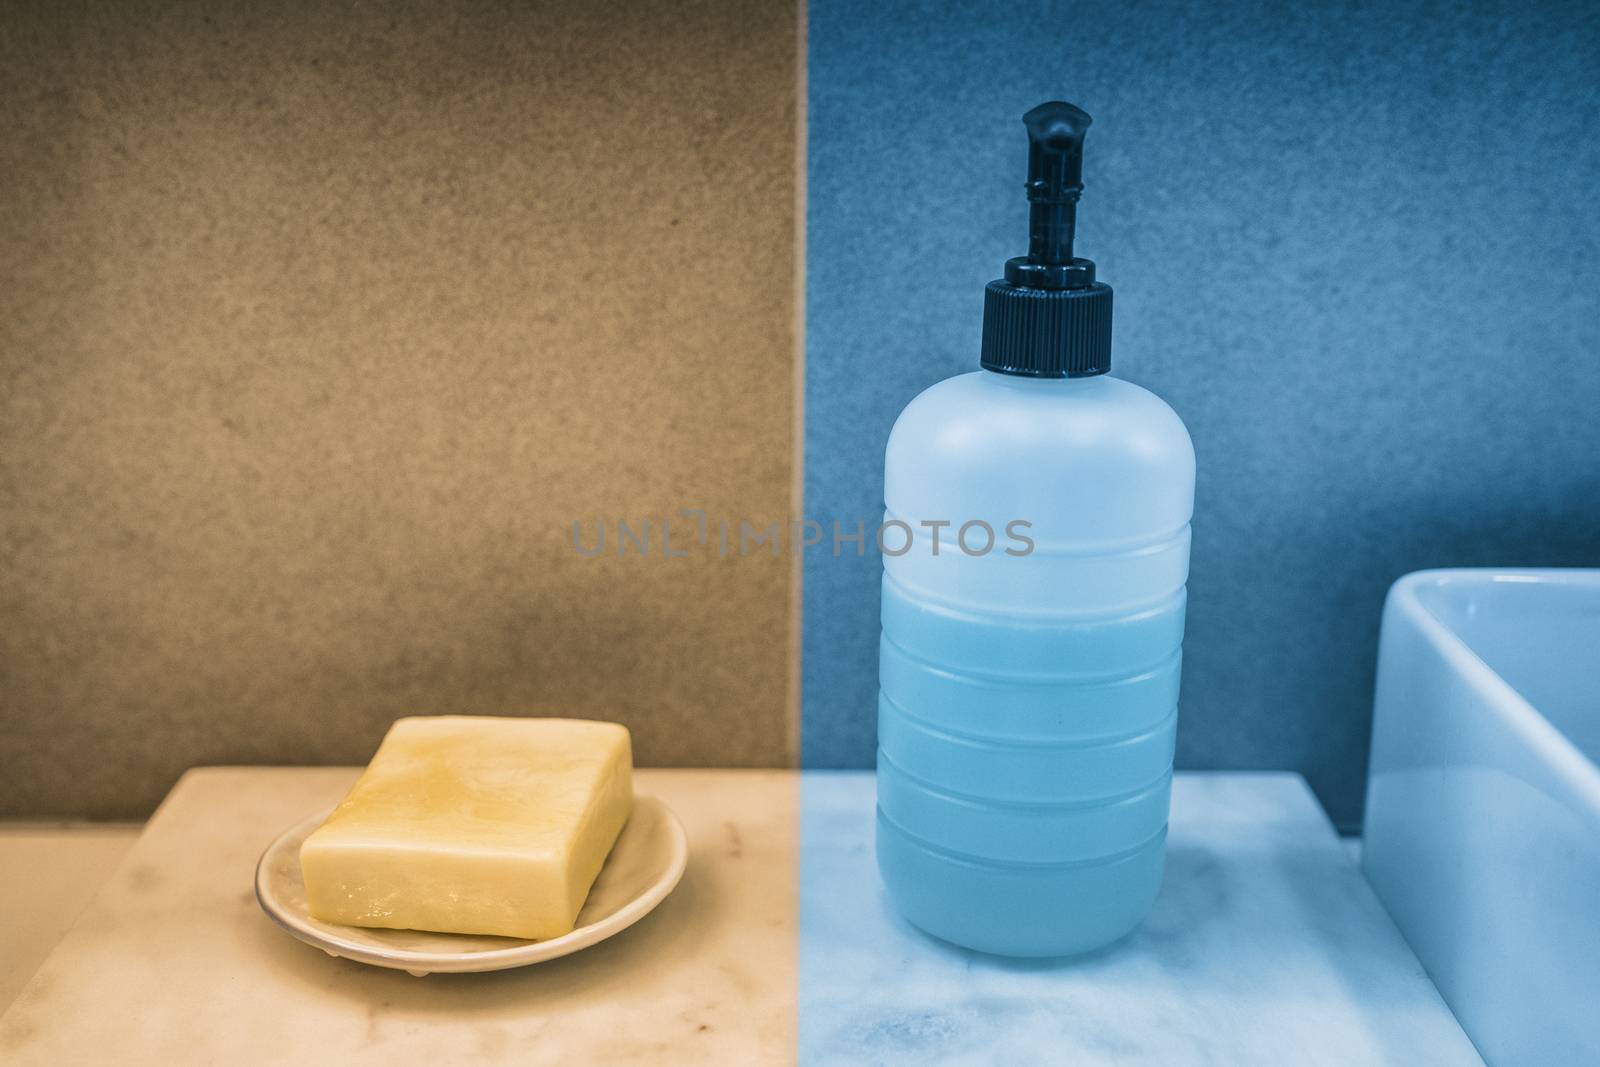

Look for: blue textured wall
[803,0,1600,827]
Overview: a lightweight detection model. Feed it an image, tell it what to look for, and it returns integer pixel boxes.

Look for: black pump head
[981,100,1114,377]
[1008,102,1096,290]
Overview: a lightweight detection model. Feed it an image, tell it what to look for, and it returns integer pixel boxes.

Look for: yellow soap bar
[300,716,633,940]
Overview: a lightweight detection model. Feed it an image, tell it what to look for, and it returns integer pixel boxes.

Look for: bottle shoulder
[884,370,1195,547]
[888,371,1194,471]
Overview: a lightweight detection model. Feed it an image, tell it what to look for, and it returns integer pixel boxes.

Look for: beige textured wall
[1,1,799,817]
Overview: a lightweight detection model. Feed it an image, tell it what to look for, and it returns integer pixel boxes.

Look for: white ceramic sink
[1363,569,1600,1066]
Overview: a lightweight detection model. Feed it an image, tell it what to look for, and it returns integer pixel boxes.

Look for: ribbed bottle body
[876,371,1195,956]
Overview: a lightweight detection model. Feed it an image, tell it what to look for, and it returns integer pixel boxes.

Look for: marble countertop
[802,772,1480,1066]
[0,768,798,1065]
[1,769,1479,1065]
[0,821,138,1010]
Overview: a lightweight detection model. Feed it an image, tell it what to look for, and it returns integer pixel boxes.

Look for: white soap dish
[255,795,688,975]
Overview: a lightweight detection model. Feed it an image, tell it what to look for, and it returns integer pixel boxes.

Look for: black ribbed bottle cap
[979,102,1113,378]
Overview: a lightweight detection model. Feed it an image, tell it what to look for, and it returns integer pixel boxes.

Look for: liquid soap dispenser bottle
[875,102,1195,957]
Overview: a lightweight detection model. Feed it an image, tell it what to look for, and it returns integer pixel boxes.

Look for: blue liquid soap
[875,102,1195,957]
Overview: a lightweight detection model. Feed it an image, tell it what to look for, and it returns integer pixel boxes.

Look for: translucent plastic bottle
[875,103,1195,957]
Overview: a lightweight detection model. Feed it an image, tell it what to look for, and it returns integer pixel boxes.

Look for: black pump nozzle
[1006,101,1097,291]
[981,100,1114,377]
[1024,102,1091,269]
